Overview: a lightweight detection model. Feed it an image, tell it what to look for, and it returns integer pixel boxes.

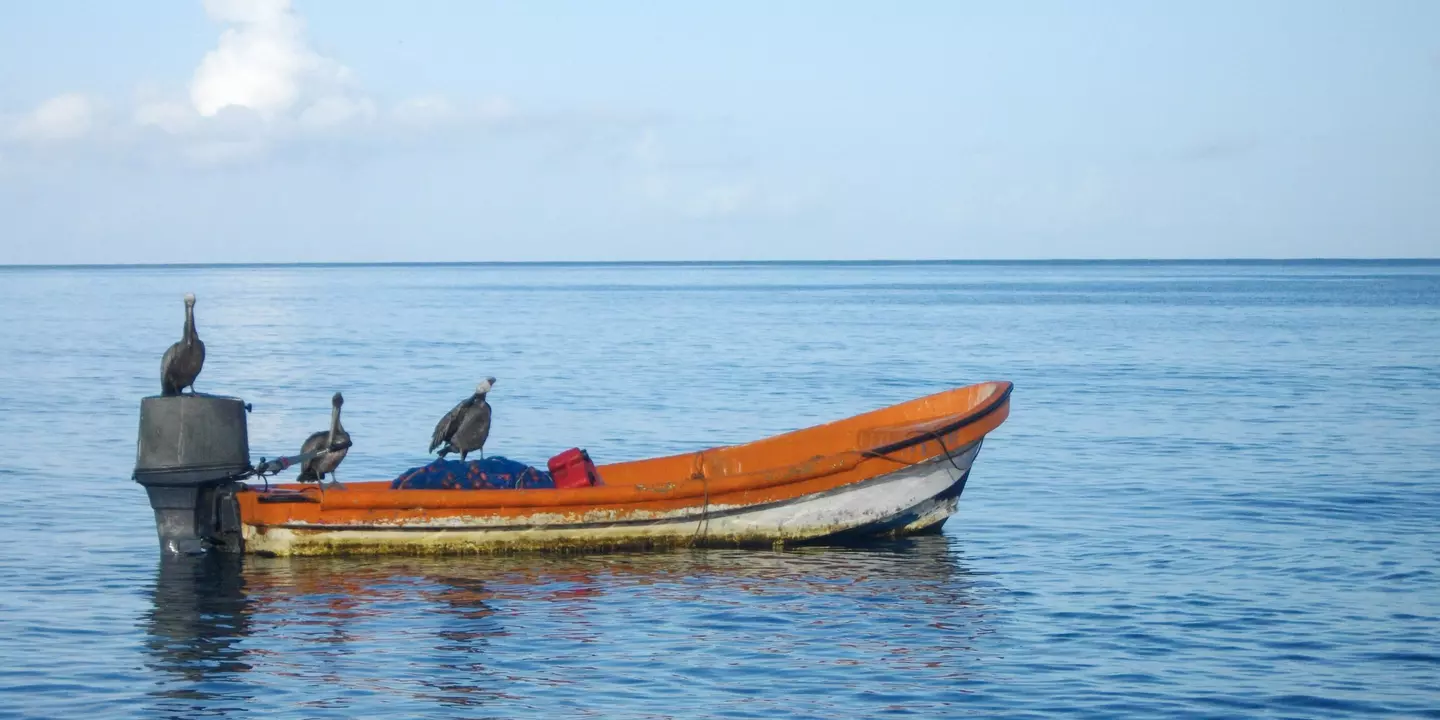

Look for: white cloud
[184,137,268,166]
[0,1,523,168]
[204,0,290,24]
[8,94,99,142]
[298,95,376,129]
[133,99,200,135]
[190,0,358,121]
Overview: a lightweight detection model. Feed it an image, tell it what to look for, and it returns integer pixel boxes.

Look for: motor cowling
[133,394,250,554]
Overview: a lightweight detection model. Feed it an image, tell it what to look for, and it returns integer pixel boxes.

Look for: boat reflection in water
[143,536,997,715]
[143,553,256,715]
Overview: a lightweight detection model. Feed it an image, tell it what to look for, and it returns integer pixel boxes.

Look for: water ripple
[0,262,1438,718]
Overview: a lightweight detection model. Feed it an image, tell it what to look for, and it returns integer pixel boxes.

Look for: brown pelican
[160,293,205,396]
[297,392,350,489]
[430,378,495,462]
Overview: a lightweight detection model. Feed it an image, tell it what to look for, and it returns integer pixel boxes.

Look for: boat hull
[241,441,983,556]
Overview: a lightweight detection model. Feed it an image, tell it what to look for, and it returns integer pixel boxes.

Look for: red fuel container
[548,448,602,489]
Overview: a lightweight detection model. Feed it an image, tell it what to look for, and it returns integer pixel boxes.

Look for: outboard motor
[133,394,250,555]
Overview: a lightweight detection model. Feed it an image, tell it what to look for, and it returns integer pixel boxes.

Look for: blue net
[390,456,555,490]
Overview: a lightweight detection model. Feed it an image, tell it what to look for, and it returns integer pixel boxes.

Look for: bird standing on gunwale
[160,293,205,396]
[430,377,495,462]
[298,391,350,489]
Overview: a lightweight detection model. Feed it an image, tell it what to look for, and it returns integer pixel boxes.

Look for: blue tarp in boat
[390,456,555,490]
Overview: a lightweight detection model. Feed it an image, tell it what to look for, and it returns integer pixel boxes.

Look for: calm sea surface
[0,261,1437,718]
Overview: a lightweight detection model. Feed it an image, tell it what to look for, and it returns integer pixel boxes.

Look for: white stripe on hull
[242,445,980,556]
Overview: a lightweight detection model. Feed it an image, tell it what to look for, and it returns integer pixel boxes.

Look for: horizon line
[3,257,1439,270]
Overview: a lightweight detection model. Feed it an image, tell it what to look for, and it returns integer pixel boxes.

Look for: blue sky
[1,0,1436,263]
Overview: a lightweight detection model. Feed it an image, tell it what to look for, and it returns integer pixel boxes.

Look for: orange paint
[237,381,1013,528]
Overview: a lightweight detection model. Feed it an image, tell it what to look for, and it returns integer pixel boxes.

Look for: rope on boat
[243,439,355,491]
[859,430,976,478]
[691,450,711,544]
[252,439,352,477]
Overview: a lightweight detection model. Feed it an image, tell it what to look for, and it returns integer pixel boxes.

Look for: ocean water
[0,260,1437,719]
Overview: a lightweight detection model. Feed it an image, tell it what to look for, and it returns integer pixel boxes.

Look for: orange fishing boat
[220,381,1012,556]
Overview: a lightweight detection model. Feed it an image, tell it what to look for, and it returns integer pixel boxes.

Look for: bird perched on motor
[160,293,205,396]
[297,391,350,490]
[430,377,496,462]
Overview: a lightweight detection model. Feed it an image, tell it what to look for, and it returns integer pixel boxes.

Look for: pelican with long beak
[430,377,495,462]
[298,392,350,490]
[160,293,205,396]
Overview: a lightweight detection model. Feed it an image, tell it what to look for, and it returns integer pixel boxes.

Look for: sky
[0,0,1436,263]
